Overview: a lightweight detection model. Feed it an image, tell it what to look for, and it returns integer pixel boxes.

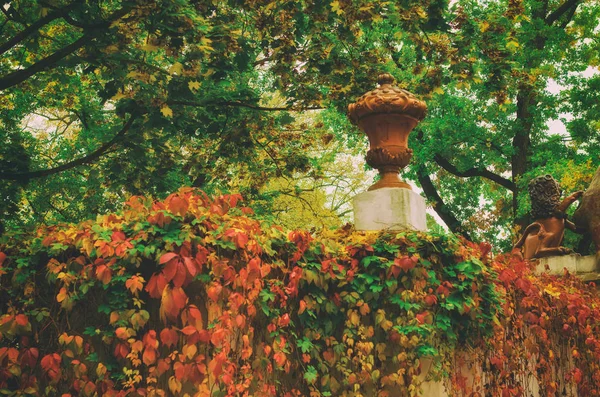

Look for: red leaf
[114,343,130,359]
[41,353,61,382]
[393,256,418,275]
[183,257,197,277]
[15,314,28,326]
[246,257,261,285]
[146,273,168,299]
[160,328,179,348]
[0,252,6,266]
[424,295,438,306]
[172,262,187,288]
[160,252,178,264]
[111,231,126,242]
[195,246,208,267]
[21,347,39,368]
[163,260,178,282]
[416,312,428,324]
[181,326,198,336]
[278,314,290,327]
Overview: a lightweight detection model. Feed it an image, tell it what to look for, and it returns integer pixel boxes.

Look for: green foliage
[1,0,599,253]
[0,189,501,396]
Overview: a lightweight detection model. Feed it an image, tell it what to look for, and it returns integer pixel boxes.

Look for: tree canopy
[0,0,599,248]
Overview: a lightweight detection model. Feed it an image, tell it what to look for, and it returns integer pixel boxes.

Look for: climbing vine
[0,188,598,396]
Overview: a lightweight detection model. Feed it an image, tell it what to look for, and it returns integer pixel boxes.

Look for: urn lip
[347,73,427,125]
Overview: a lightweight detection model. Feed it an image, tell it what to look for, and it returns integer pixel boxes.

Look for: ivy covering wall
[0,189,598,396]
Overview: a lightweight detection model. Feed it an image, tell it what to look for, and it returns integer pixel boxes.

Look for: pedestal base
[352,187,427,231]
[535,254,599,276]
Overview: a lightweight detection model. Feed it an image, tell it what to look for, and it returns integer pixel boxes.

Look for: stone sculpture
[347,73,427,191]
[573,166,600,251]
[513,174,583,260]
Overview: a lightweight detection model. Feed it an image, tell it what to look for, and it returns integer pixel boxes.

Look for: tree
[405,0,600,248]
[0,0,598,249]
[0,0,421,231]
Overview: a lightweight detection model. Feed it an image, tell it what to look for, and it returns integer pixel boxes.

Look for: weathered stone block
[535,254,599,275]
[352,187,427,231]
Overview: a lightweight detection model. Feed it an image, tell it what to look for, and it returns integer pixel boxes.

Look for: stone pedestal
[534,254,599,276]
[352,187,427,231]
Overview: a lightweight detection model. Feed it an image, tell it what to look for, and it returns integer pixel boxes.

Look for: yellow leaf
[168,376,182,394]
[330,0,343,15]
[188,81,201,91]
[506,40,520,51]
[160,105,173,118]
[111,90,127,101]
[433,87,444,95]
[198,37,214,53]
[96,363,107,378]
[169,62,184,75]
[140,43,159,52]
[103,45,120,54]
[479,21,490,32]
[183,344,197,360]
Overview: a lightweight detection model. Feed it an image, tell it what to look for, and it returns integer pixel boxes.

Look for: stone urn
[348,73,427,191]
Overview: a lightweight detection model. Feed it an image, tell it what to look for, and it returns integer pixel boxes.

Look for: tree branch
[433,154,515,191]
[0,5,133,91]
[169,100,323,112]
[0,34,91,91]
[417,169,471,240]
[0,117,136,181]
[545,0,581,26]
[0,4,76,56]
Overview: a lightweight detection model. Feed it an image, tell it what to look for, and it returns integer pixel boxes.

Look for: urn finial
[348,74,427,191]
[377,73,395,85]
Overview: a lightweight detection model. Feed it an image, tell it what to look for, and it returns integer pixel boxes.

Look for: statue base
[352,187,427,231]
[535,254,600,277]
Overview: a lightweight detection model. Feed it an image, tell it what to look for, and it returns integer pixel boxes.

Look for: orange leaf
[125,275,145,295]
[160,328,179,348]
[186,305,203,329]
[207,283,222,302]
[167,195,189,217]
[95,264,112,285]
[273,352,287,367]
[115,327,131,340]
[143,348,157,365]
[56,287,68,303]
[160,285,187,322]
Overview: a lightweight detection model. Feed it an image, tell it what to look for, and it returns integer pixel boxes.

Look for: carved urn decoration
[348,73,427,191]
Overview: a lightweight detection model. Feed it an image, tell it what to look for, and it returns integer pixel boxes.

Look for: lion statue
[513,174,583,260]
[573,166,600,253]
